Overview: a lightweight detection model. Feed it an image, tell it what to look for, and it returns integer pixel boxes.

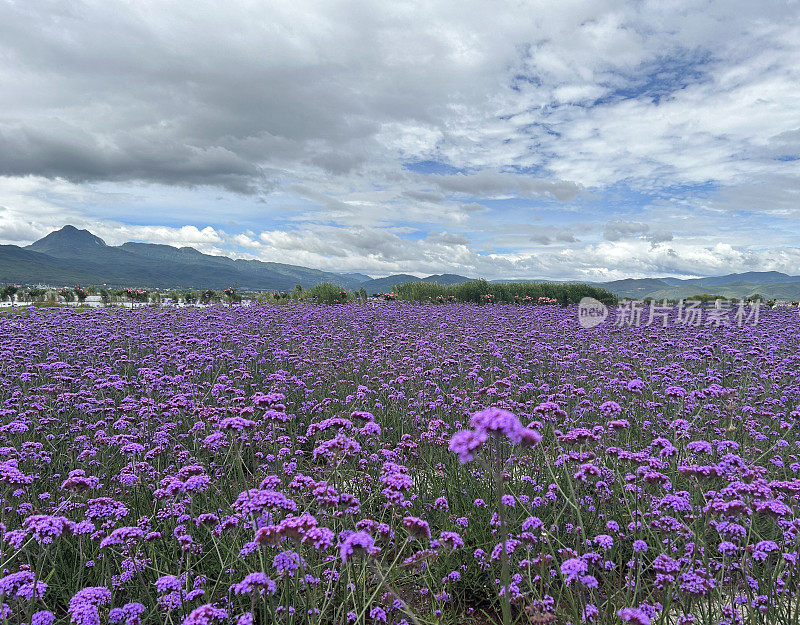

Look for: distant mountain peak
[27,225,107,253]
[10,224,365,290]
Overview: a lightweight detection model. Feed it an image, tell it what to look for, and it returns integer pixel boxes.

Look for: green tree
[309,282,351,304]
[27,287,46,302]
[58,287,74,302]
[0,284,19,302]
[688,294,727,303]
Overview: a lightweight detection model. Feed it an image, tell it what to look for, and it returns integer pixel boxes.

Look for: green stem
[494,438,511,625]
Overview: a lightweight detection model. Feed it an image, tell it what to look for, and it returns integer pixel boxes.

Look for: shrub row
[392,279,617,305]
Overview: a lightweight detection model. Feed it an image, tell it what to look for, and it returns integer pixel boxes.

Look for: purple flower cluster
[449,407,541,463]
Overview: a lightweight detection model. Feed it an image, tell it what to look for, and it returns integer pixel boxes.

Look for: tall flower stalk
[449,407,542,625]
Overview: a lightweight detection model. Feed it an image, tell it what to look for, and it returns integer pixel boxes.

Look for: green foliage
[57,287,74,302]
[74,285,88,302]
[393,279,617,305]
[688,293,728,303]
[26,287,47,301]
[0,284,19,301]
[123,287,149,302]
[307,282,352,305]
[224,285,242,303]
[264,290,291,304]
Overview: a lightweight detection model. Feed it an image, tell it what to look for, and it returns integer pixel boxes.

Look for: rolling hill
[588,274,800,301]
[1,226,364,291]
[3,226,800,300]
[360,273,472,293]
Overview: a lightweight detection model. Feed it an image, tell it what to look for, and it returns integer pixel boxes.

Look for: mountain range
[2,226,365,291]
[595,273,800,300]
[2,226,800,300]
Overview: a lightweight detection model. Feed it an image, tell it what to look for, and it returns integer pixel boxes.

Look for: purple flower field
[2,302,800,624]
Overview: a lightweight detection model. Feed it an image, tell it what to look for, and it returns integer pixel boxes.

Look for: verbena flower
[449,407,540,463]
[230,573,277,596]
[618,607,651,625]
[340,531,378,562]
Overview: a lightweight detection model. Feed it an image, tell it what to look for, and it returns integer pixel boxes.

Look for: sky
[1,0,799,281]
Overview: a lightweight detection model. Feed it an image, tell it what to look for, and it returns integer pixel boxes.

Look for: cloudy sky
[1,0,799,280]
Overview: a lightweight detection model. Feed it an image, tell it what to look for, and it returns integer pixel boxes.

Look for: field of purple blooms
[1,302,800,625]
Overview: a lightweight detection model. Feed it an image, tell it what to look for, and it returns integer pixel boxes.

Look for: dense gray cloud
[0,0,520,190]
[602,222,674,247]
[4,0,796,194]
[603,221,650,241]
[530,229,577,245]
[646,231,674,245]
[0,121,268,193]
